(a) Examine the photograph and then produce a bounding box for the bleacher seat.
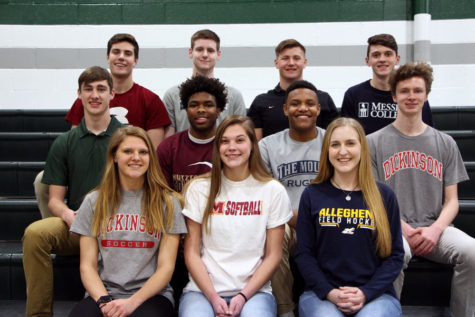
[459,162,474,200]
[454,200,475,238]
[432,106,475,131]
[445,130,475,161]
[0,199,41,240]
[0,162,44,197]
[0,242,83,300]
[0,110,70,132]
[0,132,61,161]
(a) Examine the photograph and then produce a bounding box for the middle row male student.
[65,33,170,150]
[163,29,246,136]
[156,75,227,305]
[341,33,433,135]
[248,39,338,140]
[259,80,325,317]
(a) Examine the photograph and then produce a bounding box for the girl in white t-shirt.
[70,126,186,317]
[179,115,292,317]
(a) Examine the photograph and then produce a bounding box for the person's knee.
[358,295,401,317]
[23,220,48,250]
[179,292,213,317]
[458,238,475,268]
[241,293,276,317]
[23,218,65,251]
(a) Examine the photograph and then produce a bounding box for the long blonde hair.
[91,126,183,236]
[201,115,273,233]
[313,118,392,258]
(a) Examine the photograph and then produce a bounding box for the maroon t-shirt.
[66,83,171,130]
[157,130,213,192]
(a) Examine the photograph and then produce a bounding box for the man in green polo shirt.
[22,66,122,317]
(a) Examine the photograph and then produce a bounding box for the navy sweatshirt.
[295,180,404,302]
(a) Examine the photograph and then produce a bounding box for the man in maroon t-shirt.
[157,75,226,192]
[156,75,227,306]
[65,33,170,150]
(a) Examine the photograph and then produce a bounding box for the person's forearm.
[432,198,458,231]
[146,128,165,150]
[48,197,75,222]
[186,252,221,301]
[240,247,282,299]
[128,259,175,308]
[129,233,180,307]
[240,226,284,299]
[164,125,175,138]
[400,219,414,239]
[80,264,109,301]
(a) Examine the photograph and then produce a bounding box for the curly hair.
[179,75,227,110]
[389,62,433,95]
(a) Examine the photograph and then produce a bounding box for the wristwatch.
[96,295,113,307]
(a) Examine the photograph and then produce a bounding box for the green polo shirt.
[42,116,122,210]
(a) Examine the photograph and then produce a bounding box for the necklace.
[332,179,359,201]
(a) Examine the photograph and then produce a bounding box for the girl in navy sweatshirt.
[295,117,404,316]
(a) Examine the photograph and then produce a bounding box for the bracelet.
[238,292,248,302]
[96,295,113,307]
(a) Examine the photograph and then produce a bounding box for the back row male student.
[341,33,433,135]
[65,33,170,150]
[163,29,246,137]
[248,39,338,140]
[35,33,171,220]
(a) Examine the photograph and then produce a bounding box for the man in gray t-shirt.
[259,80,325,317]
[163,29,246,136]
[367,62,473,317]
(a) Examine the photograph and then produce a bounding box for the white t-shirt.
[182,174,292,296]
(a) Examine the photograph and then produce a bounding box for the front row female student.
[70,127,186,317]
[295,118,404,317]
[179,115,292,317]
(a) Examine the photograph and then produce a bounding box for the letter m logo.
[213,201,225,215]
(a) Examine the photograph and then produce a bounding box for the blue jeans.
[179,291,276,317]
[299,290,401,317]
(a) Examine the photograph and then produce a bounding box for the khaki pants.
[22,217,80,317]
[393,226,475,317]
[271,224,297,314]
[33,171,54,219]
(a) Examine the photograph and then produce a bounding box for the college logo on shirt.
[358,102,369,118]
[277,160,319,179]
[102,213,161,239]
[318,207,374,230]
[358,102,397,119]
[382,151,443,181]
[213,200,263,216]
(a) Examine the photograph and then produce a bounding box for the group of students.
[21,29,474,317]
